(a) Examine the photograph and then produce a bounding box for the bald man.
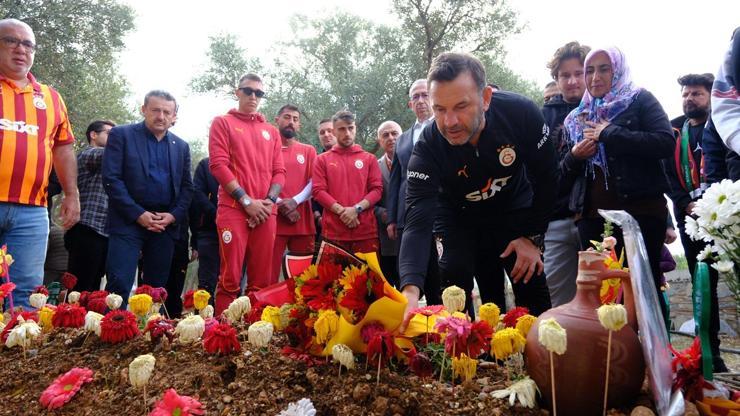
[375,121,402,287]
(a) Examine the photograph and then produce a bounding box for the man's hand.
[243,199,271,225]
[286,210,300,223]
[399,284,421,334]
[278,198,298,216]
[137,211,165,232]
[665,227,678,244]
[501,237,544,284]
[571,138,598,160]
[686,202,696,217]
[387,223,398,240]
[339,206,359,227]
[152,212,176,230]
[584,120,610,140]
[59,192,80,230]
[190,249,199,261]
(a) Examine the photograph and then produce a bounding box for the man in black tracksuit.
[399,53,557,324]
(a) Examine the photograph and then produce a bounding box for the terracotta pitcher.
[525,250,645,415]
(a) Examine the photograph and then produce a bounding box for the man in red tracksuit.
[270,104,317,281]
[209,73,285,314]
[312,110,383,254]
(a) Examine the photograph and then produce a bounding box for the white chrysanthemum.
[175,315,205,343]
[712,260,735,274]
[5,317,41,349]
[199,304,214,319]
[67,291,81,304]
[442,285,466,313]
[697,245,713,261]
[84,311,104,336]
[29,293,48,309]
[129,354,156,389]
[597,304,628,332]
[278,398,317,416]
[537,318,567,355]
[491,376,540,408]
[331,343,355,370]
[224,296,251,323]
[106,294,123,310]
[247,320,273,348]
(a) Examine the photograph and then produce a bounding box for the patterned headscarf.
[564,47,642,180]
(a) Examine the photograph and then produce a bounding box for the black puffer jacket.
[567,90,674,213]
[542,95,580,220]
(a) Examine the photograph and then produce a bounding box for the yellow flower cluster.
[261,305,283,330]
[129,294,153,318]
[478,303,500,329]
[515,314,536,337]
[38,306,55,329]
[491,328,526,361]
[314,310,339,345]
[193,290,211,310]
[451,353,478,382]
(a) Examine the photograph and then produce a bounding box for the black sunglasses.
[239,87,265,98]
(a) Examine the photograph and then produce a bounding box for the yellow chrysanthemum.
[491,327,526,361]
[294,264,318,303]
[193,289,211,310]
[314,309,339,345]
[261,305,283,330]
[278,303,294,329]
[478,302,500,329]
[597,303,628,332]
[515,314,536,337]
[38,306,55,329]
[451,353,478,382]
[442,285,466,313]
[129,294,153,318]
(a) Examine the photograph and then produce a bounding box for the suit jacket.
[375,154,399,256]
[387,127,414,230]
[102,122,193,236]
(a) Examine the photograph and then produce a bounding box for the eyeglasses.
[411,92,429,101]
[239,87,265,98]
[0,36,37,52]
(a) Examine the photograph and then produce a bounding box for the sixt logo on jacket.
[407,170,429,181]
[0,119,39,136]
[465,176,512,201]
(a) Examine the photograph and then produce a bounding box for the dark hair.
[318,118,332,127]
[85,120,115,143]
[332,110,355,125]
[277,104,300,117]
[427,52,486,92]
[143,90,178,112]
[547,41,591,80]
[677,73,714,92]
[238,73,262,85]
[545,81,557,89]
[488,83,500,91]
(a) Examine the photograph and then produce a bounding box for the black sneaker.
[713,356,729,373]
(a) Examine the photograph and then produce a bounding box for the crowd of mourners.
[1,18,738,373]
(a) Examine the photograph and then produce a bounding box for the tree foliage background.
[190,0,540,153]
[1,0,137,144]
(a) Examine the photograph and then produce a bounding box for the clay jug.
[525,250,645,415]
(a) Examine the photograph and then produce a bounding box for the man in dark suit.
[386,79,442,304]
[102,90,193,306]
[375,121,402,288]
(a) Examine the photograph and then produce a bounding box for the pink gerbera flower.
[149,388,205,416]
[39,367,94,410]
[409,304,445,317]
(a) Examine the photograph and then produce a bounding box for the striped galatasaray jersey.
[0,72,74,207]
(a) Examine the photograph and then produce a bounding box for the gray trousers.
[544,217,581,307]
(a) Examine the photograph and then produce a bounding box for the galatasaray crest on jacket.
[33,94,47,110]
[354,160,363,169]
[296,154,305,164]
[261,130,271,140]
[498,145,516,167]
[221,229,232,244]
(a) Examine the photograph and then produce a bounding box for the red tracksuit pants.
[215,205,276,315]
[270,234,315,282]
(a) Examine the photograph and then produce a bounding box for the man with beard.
[270,105,317,281]
[663,73,728,372]
[312,110,383,254]
[541,41,590,306]
[399,53,557,329]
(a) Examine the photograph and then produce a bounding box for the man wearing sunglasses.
[209,73,286,314]
[0,19,79,310]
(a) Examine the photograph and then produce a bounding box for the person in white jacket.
[711,27,740,154]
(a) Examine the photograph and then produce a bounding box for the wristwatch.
[525,234,544,252]
[240,197,252,207]
[267,195,278,204]
[354,204,364,214]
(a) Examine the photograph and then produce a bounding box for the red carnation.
[1,311,38,343]
[99,310,139,344]
[466,320,493,358]
[60,272,77,290]
[150,388,205,416]
[409,352,434,378]
[151,287,168,304]
[182,290,195,310]
[33,285,49,296]
[85,290,109,314]
[360,321,386,344]
[203,322,241,355]
[367,330,395,366]
[0,282,16,299]
[502,306,530,328]
[144,318,175,343]
[51,303,86,328]
[245,301,266,324]
[39,367,94,410]
[135,284,154,297]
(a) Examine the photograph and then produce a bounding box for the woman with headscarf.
[563,47,674,319]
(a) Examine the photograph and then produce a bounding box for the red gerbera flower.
[409,352,434,378]
[203,322,241,355]
[51,303,86,328]
[0,282,16,299]
[301,272,337,312]
[360,321,386,344]
[280,346,325,367]
[409,304,445,317]
[182,290,195,310]
[151,287,168,304]
[466,320,493,358]
[367,330,395,366]
[39,367,94,410]
[244,301,266,324]
[669,337,712,401]
[1,311,38,342]
[60,272,77,290]
[144,318,175,343]
[339,269,385,322]
[502,306,530,328]
[149,388,205,416]
[33,285,49,296]
[135,284,154,297]
[99,310,140,344]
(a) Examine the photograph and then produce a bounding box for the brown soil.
[0,323,549,416]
